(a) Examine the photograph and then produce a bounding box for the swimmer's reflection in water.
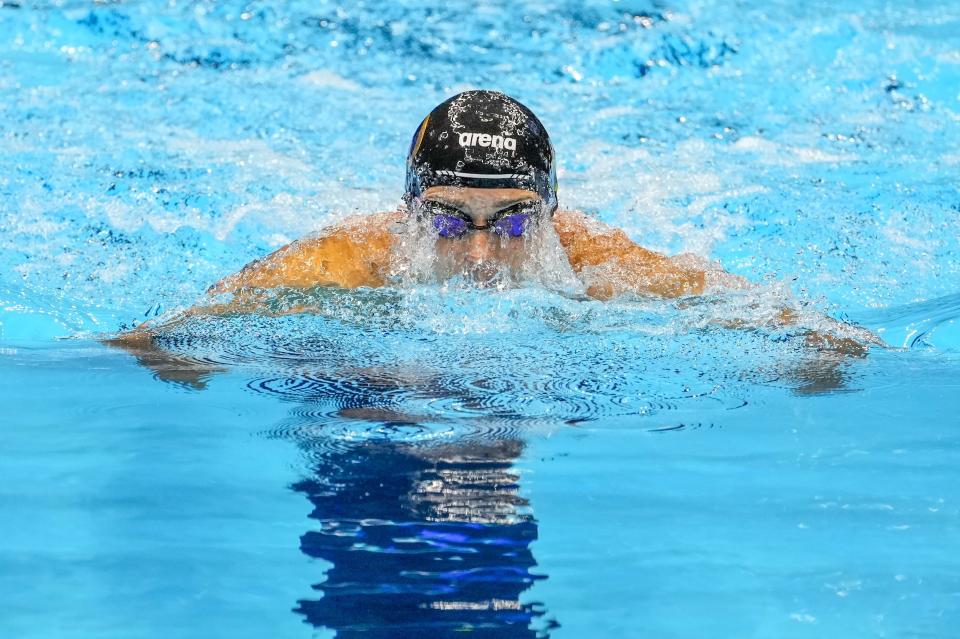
[258,369,555,637]
[290,436,551,638]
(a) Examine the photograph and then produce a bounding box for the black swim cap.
[405,90,558,214]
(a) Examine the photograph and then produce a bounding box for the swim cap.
[405,90,558,214]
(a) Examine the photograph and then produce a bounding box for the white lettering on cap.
[458,131,517,151]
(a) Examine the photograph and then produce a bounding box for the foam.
[732,136,858,165]
[299,70,362,91]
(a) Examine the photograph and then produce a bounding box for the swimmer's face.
[420,186,541,284]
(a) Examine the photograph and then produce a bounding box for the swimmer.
[206,90,715,301]
[109,89,880,380]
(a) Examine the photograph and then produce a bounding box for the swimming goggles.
[423,201,539,239]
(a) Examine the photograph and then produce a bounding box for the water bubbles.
[120,283,857,461]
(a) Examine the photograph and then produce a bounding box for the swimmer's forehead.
[422,186,539,208]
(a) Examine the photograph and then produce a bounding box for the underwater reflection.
[290,437,549,637]
[258,366,554,637]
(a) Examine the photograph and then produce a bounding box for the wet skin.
[104,185,882,385]
[205,186,708,300]
[422,186,538,283]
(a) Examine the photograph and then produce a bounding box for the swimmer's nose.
[464,231,494,263]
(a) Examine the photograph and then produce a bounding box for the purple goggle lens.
[431,212,532,239]
[432,214,470,238]
[492,213,530,237]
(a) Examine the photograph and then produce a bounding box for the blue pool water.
[2,1,960,637]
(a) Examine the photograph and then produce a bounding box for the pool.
[2,1,960,637]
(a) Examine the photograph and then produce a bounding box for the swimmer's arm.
[208,211,402,295]
[101,293,315,389]
[102,212,403,381]
[107,209,402,337]
[553,211,881,355]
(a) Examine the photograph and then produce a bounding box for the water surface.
[2,1,960,637]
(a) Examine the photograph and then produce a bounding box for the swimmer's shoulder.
[210,211,404,293]
[551,209,660,265]
[551,210,707,298]
[551,209,594,235]
[295,210,404,251]
[280,211,403,287]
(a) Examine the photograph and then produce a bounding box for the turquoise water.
[2,1,960,637]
